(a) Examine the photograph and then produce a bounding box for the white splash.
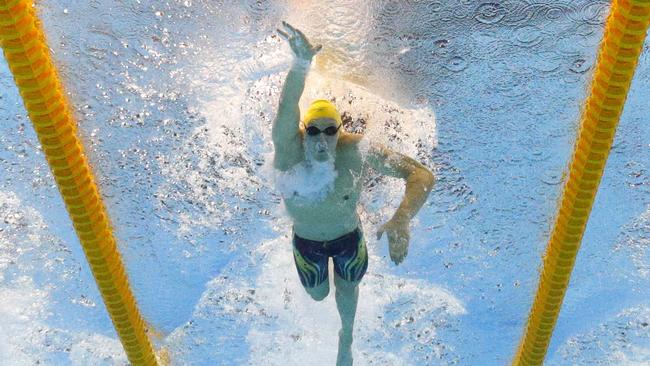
[274,159,338,202]
[244,235,466,366]
[0,191,128,365]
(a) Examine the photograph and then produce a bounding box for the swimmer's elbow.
[409,167,435,192]
[273,155,290,171]
[423,169,435,192]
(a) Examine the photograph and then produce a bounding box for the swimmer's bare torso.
[282,133,365,241]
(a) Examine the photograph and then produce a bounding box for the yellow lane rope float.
[513,1,650,365]
[0,1,159,364]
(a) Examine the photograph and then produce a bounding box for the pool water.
[1,1,649,365]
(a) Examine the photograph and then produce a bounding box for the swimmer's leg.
[305,274,330,301]
[333,272,360,366]
[332,233,368,366]
[292,242,330,301]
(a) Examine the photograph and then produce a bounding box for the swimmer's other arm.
[272,22,322,171]
[272,61,307,170]
[369,144,435,264]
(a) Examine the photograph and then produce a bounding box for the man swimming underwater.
[274,22,435,366]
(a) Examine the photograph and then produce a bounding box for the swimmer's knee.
[309,291,328,301]
[305,281,329,301]
[333,272,360,290]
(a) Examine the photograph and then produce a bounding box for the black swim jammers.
[292,227,368,288]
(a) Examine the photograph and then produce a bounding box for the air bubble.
[443,56,468,72]
[541,170,563,185]
[380,2,401,17]
[513,25,543,48]
[581,1,610,25]
[425,1,443,13]
[435,39,449,48]
[474,2,506,25]
[545,8,562,20]
[569,59,590,74]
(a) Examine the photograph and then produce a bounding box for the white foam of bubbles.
[274,158,338,201]
[553,306,650,366]
[154,9,440,362]
[608,347,650,366]
[0,277,49,366]
[0,191,128,365]
[165,225,465,364]
[68,334,127,366]
[0,192,51,364]
[244,234,465,365]
[622,206,650,279]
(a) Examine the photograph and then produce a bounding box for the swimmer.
[274,22,435,366]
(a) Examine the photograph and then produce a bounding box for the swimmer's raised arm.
[273,22,322,170]
[367,143,435,265]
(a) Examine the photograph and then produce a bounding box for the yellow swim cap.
[303,99,342,127]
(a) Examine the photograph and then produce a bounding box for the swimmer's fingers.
[282,21,297,34]
[400,234,410,263]
[283,21,308,41]
[377,220,391,241]
[389,232,409,265]
[294,28,309,42]
[280,21,321,60]
[277,28,289,40]
[378,221,403,262]
[283,21,307,43]
[387,231,401,264]
[282,22,312,46]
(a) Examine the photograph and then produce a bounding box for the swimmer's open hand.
[376,216,410,265]
[277,21,322,62]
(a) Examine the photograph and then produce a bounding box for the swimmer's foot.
[336,329,353,366]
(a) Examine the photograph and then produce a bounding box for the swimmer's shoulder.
[337,133,366,166]
[338,132,364,148]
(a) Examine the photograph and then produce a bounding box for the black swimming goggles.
[305,124,341,136]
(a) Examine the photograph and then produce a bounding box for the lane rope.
[0,1,159,364]
[512,1,650,365]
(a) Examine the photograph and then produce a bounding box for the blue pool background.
[1,1,649,365]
